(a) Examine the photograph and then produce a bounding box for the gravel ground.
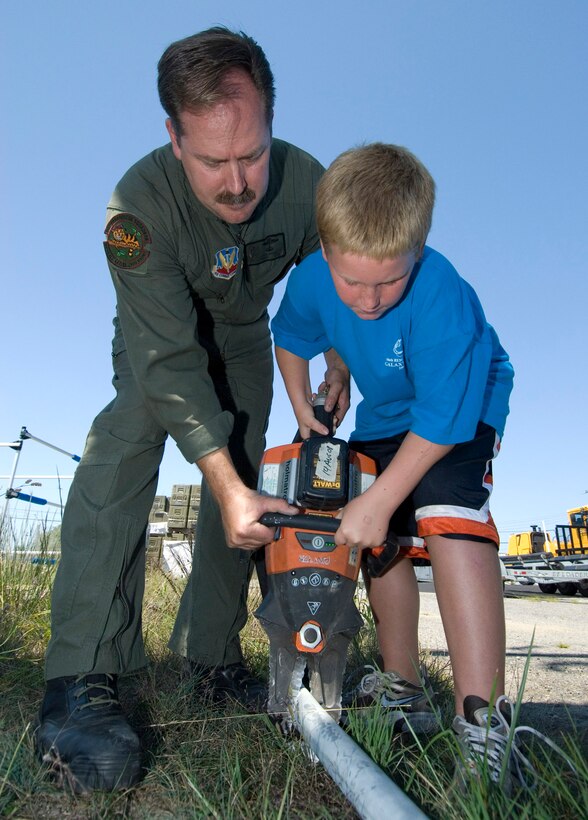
[418,589,588,751]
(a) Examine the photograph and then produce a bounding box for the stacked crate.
[187,484,201,529]
[149,494,169,521]
[146,485,202,567]
[147,494,169,564]
[168,483,191,529]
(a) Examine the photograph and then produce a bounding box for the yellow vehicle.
[507,526,553,556]
[568,506,588,527]
[506,507,588,596]
[564,506,588,550]
[508,507,588,557]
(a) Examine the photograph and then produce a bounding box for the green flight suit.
[45,139,323,679]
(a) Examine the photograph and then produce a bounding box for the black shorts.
[350,422,500,550]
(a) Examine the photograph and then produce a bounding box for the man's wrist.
[197,447,244,504]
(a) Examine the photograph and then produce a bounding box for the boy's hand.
[334,493,391,550]
[293,399,330,439]
[333,433,454,549]
[321,350,351,429]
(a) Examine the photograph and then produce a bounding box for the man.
[36,27,348,792]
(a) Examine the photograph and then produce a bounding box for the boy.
[271,143,516,789]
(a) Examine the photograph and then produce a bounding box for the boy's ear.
[320,240,328,262]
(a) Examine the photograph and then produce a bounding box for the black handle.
[260,512,399,576]
[260,512,339,533]
[292,395,336,443]
[310,400,335,437]
[365,538,400,578]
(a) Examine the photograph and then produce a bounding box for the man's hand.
[197,446,298,550]
[219,486,298,550]
[320,349,350,428]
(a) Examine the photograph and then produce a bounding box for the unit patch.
[104,213,151,270]
[212,246,239,280]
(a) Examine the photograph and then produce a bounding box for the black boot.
[35,673,141,792]
[190,662,267,712]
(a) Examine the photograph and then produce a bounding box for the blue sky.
[1,0,587,547]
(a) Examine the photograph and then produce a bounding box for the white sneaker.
[344,665,439,734]
[453,694,578,796]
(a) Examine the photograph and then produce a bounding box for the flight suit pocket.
[73,451,124,511]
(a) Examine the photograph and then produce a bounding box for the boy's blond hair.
[317,143,435,260]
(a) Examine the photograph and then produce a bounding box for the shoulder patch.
[104,212,151,270]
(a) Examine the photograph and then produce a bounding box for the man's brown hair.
[158,27,275,137]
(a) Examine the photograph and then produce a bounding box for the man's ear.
[165,118,182,160]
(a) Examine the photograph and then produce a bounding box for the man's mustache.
[216,188,256,206]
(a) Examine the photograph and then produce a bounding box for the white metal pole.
[0,475,75,480]
[19,428,81,462]
[0,442,23,546]
[294,688,428,820]
[541,519,550,549]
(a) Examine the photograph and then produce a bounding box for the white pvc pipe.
[294,688,428,820]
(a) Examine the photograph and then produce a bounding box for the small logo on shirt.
[212,246,239,279]
[385,339,404,369]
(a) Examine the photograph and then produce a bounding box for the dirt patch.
[418,589,588,752]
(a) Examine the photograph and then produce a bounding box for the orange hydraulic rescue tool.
[256,394,399,731]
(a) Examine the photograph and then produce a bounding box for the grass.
[1,545,587,819]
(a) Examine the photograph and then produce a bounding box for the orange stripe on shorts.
[417,514,499,545]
